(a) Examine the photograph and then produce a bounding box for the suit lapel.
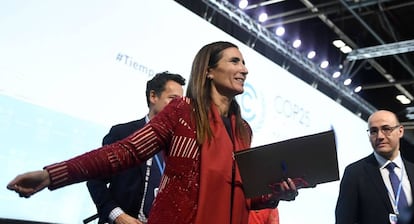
[363,154,394,212]
[403,159,414,196]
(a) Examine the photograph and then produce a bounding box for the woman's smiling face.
[208,47,249,97]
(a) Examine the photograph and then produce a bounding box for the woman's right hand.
[7,170,50,198]
[275,178,299,201]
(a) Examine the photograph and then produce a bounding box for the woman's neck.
[212,96,231,117]
[210,85,234,117]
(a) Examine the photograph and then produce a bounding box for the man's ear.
[399,125,404,138]
[149,90,157,104]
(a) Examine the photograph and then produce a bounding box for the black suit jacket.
[335,153,414,224]
[86,118,163,224]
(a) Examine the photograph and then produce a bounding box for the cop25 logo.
[237,82,265,129]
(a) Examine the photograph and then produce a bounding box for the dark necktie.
[386,162,408,212]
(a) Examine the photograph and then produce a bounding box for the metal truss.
[202,0,377,115]
[347,39,414,61]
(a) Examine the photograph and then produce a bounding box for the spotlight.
[239,0,248,9]
[344,78,352,86]
[307,51,316,59]
[332,71,341,78]
[354,86,362,93]
[275,27,285,36]
[258,12,268,23]
[292,39,301,48]
[320,60,329,69]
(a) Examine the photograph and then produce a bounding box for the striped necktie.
[386,162,408,212]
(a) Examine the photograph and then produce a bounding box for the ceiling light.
[275,27,285,36]
[292,39,301,48]
[396,95,411,104]
[333,40,346,48]
[344,78,352,86]
[320,60,329,69]
[340,46,353,54]
[332,71,341,78]
[354,86,362,93]
[238,0,248,9]
[258,12,268,22]
[307,51,316,59]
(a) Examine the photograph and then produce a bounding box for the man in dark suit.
[86,71,185,224]
[335,110,414,224]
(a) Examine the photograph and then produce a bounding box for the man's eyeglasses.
[367,125,401,136]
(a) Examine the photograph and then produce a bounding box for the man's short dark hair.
[145,71,186,107]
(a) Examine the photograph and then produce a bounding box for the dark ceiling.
[175,0,414,155]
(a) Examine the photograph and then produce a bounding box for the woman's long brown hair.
[186,41,251,145]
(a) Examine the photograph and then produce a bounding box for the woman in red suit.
[7,41,298,224]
